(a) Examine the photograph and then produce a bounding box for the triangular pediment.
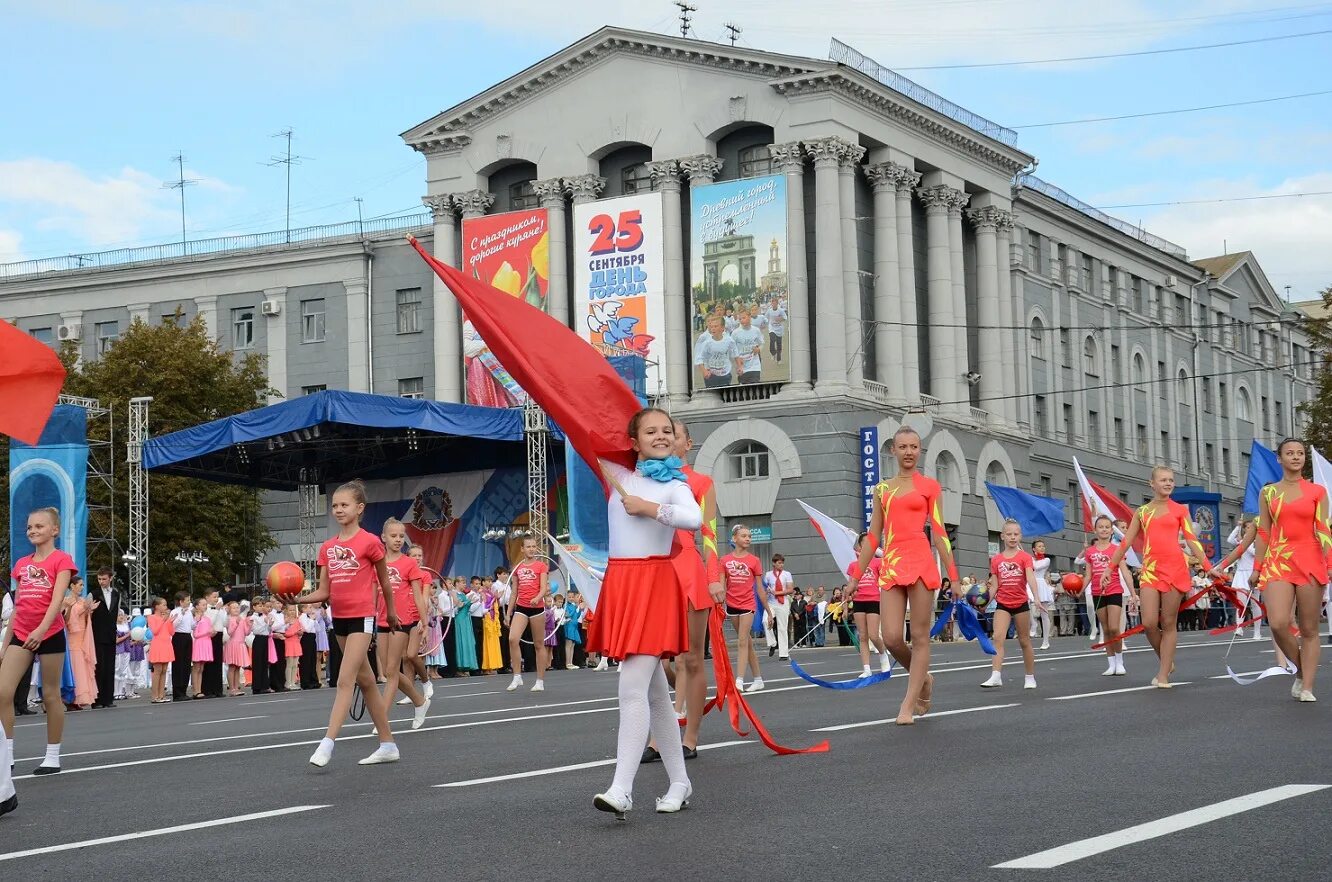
[1196,251,1285,314]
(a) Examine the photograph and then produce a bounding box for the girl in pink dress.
[223,602,251,696]
[190,598,213,699]
[283,607,303,690]
[64,584,98,709]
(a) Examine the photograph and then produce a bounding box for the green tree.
[1298,284,1332,457]
[59,315,276,595]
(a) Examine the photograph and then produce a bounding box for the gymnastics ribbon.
[932,600,997,655]
[788,656,890,690]
[1226,660,1297,686]
[703,605,829,755]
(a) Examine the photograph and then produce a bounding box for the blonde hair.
[30,506,61,532]
[1150,465,1174,481]
[1001,517,1021,531]
[381,516,405,540]
[335,479,367,505]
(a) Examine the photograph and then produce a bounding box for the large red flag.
[0,321,66,445]
[406,235,640,476]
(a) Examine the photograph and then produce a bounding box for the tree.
[59,315,276,596]
[1298,284,1332,458]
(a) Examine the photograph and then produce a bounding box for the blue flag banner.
[984,482,1065,537]
[1242,440,1281,514]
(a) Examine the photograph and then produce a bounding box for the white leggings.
[608,654,690,800]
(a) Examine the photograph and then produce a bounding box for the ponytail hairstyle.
[381,516,405,541]
[1276,437,1304,456]
[30,506,61,535]
[336,479,367,505]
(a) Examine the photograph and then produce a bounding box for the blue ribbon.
[932,600,997,656]
[637,455,686,483]
[789,655,891,690]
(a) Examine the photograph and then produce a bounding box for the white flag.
[547,534,604,612]
[797,500,861,579]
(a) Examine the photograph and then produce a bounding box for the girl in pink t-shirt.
[376,518,430,731]
[1,507,79,787]
[847,532,892,679]
[720,525,764,692]
[980,519,1045,690]
[505,537,551,694]
[285,479,399,769]
[1083,515,1137,677]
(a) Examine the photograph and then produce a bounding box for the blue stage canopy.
[144,390,565,490]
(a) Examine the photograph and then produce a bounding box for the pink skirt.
[192,636,214,663]
[587,556,688,661]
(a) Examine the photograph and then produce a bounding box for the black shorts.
[996,601,1030,616]
[1094,594,1123,610]
[726,604,756,617]
[512,605,545,619]
[332,616,377,637]
[853,599,880,615]
[377,620,420,634]
[8,629,67,655]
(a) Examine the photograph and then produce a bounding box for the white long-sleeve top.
[249,612,270,636]
[605,462,703,559]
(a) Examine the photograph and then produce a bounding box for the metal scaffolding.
[523,399,548,551]
[127,396,152,607]
[58,394,117,573]
[297,482,319,582]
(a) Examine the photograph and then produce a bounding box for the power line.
[892,27,1332,70]
[1013,88,1332,128]
[1097,191,1332,209]
[865,314,1309,334]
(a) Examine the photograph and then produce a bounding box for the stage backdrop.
[688,174,790,390]
[572,192,668,397]
[10,404,89,580]
[459,208,549,408]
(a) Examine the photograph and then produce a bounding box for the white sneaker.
[412,697,431,730]
[879,653,892,674]
[308,743,333,767]
[1292,679,1304,699]
[531,680,544,693]
[1113,659,1127,676]
[1252,633,1264,641]
[655,782,692,814]
[747,678,765,693]
[1102,663,1117,676]
[593,788,633,821]
[981,671,1003,688]
[734,677,745,691]
[859,666,872,679]
[595,659,609,671]
[358,743,400,765]
[565,665,578,670]
[1040,641,1050,651]
[506,676,523,692]
[1024,675,1037,690]
[1298,690,1317,702]
[396,696,412,706]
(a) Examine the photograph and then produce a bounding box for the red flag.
[0,322,66,445]
[406,235,640,477]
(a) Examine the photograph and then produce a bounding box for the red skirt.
[671,542,712,612]
[588,556,689,661]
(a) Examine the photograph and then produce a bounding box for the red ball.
[1061,572,1084,593]
[266,561,304,597]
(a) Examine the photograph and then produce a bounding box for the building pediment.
[1195,251,1286,314]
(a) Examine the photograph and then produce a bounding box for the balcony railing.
[717,382,783,404]
[917,393,942,413]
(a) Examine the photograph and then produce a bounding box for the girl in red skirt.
[592,408,702,820]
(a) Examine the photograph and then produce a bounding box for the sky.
[1,0,1329,296]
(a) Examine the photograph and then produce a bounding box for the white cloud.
[0,229,24,262]
[0,159,178,248]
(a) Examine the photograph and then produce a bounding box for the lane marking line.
[1046,683,1192,701]
[811,703,1020,731]
[435,739,755,788]
[189,716,267,726]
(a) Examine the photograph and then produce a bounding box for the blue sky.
[1,0,1328,295]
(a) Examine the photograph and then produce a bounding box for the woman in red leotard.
[856,426,958,726]
[1247,439,1328,702]
[1104,466,1208,689]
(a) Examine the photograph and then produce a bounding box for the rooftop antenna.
[674,1,696,38]
[1284,284,1292,301]
[724,21,741,46]
[267,128,308,244]
[162,152,198,249]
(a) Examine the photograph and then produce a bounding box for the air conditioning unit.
[260,300,281,316]
[1164,274,1178,288]
[57,323,81,341]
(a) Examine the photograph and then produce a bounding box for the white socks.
[608,655,690,800]
[981,671,1003,688]
[1024,675,1037,690]
[42,744,60,769]
[0,733,12,801]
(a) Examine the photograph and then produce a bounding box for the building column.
[768,142,811,393]
[344,278,370,393]
[194,294,219,342]
[916,182,966,407]
[839,144,866,390]
[864,163,902,402]
[947,191,971,415]
[263,286,288,403]
[646,160,688,403]
[805,137,849,394]
[532,178,569,328]
[423,193,462,402]
[893,166,922,403]
[966,206,1006,426]
[995,213,1018,427]
[678,156,724,401]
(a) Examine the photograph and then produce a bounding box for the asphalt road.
[2,631,1328,881]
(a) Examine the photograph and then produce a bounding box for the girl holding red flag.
[591,408,700,820]
[856,426,958,726]
[847,532,891,679]
[980,519,1043,690]
[1103,466,1208,689]
[1083,515,1136,677]
[721,525,765,693]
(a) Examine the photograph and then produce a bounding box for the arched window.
[621,162,653,195]
[1029,317,1045,360]
[985,461,1007,488]
[728,440,771,480]
[1132,352,1146,389]
[1237,387,1253,423]
[936,451,961,496]
[508,180,538,210]
[1177,367,1190,401]
[1083,336,1099,376]
[737,144,773,179]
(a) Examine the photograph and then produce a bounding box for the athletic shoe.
[1024,675,1037,690]
[0,794,16,819]
[396,696,412,706]
[734,677,745,691]
[1039,641,1050,650]
[593,789,632,821]
[859,667,872,679]
[424,680,434,700]
[1298,690,1317,702]
[747,678,765,693]
[1113,659,1127,676]
[308,743,333,767]
[412,697,431,730]
[531,680,545,693]
[506,676,523,692]
[880,653,892,674]
[980,671,1002,688]
[655,783,692,814]
[1102,663,1117,677]
[358,744,400,765]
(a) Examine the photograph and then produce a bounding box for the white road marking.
[810,703,1019,731]
[189,715,267,726]
[239,698,299,705]
[0,805,331,863]
[993,785,1330,869]
[1047,683,1192,701]
[436,740,755,788]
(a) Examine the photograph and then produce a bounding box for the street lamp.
[174,550,209,595]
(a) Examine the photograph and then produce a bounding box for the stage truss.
[127,396,152,607]
[523,399,548,554]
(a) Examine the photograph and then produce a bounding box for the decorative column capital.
[864,161,915,193]
[916,184,968,216]
[422,193,455,221]
[804,136,851,169]
[564,174,606,204]
[838,143,866,170]
[678,155,723,186]
[531,177,567,208]
[452,189,494,218]
[965,206,1012,232]
[767,142,805,174]
[644,160,682,192]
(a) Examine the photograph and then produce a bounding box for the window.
[1027,233,1042,273]
[1241,449,1251,476]
[1038,475,1052,497]
[621,162,653,195]
[1136,424,1148,458]
[1175,293,1190,325]
[1181,436,1192,472]
[1088,410,1101,448]
[1133,353,1146,390]
[1176,368,1190,402]
[1275,400,1284,435]
[301,384,326,395]
[1157,360,1167,399]
[1062,403,1075,441]
[1081,254,1093,292]
[1205,443,1215,476]
[1237,388,1252,422]
[729,441,771,480]
[398,377,424,399]
[232,306,255,350]
[737,144,774,179]
[1218,381,1229,417]
[1222,446,1232,482]
[301,299,326,343]
[161,312,180,326]
[1067,481,1081,525]
[95,320,119,355]
[1261,395,1270,431]
[30,327,53,346]
[1202,377,1213,412]
[1113,417,1125,455]
[1029,317,1045,359]
[1110,344,1121,383]
[1033,395,1048,436]
[396,288,422,334]
[508,180,538,210]
[1132,277,1146,314]
[1083,336,1099,375]
[1060,328,1072,366]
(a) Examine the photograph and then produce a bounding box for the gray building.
[0,27,1316,584]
